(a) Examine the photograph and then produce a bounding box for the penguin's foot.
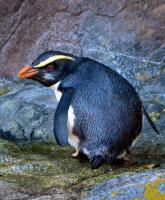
[72,149,79,157]
[123,155,129,161]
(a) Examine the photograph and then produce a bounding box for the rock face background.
[0,0,165,155]
[0,0,164,76]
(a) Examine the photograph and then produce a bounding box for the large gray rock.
[0,80,57,143]
[0,0,164,76]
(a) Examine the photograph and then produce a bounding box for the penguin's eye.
[47,65,54,72]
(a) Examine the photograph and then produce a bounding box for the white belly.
[67,106,79,149]
[50,82,79,149]
[50,82,62,102]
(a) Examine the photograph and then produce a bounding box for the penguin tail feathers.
[90,155,104,169]
[90,153,125,169]
[143,106,160,135]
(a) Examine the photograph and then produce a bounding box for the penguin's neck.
[49,57,83,102]
[50,81,62,102]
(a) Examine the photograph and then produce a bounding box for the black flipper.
[54,88,74,146]
[143,106,160,135]
[90,155,104,169]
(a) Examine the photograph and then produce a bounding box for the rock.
[0,0,164,76]
[0,180,32,200]
[0,80,57,143]
[83,169,165,200]
[0,138,164,199]
[0,180,78,200]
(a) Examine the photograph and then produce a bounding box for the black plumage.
[60,58,143,168]
[18,51,159,169]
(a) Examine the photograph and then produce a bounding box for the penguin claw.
[72,150,79,157]
[123,156,129,161]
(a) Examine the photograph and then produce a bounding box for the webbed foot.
[72,149,79,157]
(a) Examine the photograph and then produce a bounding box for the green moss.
[149,111,161,122]
[0,86,11,96]
[0,138,21,155]
[110,190,123,198]
[1,139,108,191]
[0,138,164,197]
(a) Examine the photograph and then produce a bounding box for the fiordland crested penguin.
[18,51,159,169]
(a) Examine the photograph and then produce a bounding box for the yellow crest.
[33,55,75,68]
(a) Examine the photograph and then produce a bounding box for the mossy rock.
[0,138,164,199]
[0,86,11,96]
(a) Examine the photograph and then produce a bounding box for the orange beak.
[17,66,39,79]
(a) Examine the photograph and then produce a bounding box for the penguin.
[18,51,159,169]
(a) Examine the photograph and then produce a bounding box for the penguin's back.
[61,58,143,152]
[62,58,142,115]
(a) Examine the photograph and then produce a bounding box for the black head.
[18,51,77,87]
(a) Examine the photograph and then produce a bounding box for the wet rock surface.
[0,138,165,200]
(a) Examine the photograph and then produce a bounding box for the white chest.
[50,82,62,102]
[50,82,79,149]
[67,106,79,149]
